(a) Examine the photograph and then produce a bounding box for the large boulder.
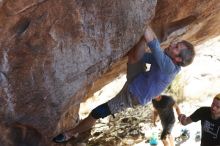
[0,0,156,145]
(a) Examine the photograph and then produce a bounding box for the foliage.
[164,74,186,103]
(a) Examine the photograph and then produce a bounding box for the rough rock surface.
[0,0,155,145]
[0,0,220,145]
[151,0,220,43]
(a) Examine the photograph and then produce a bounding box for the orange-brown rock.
[0,0,220,145]
[0,0,155,145]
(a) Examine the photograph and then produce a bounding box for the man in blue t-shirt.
[53,26,195,143]
[178,94,220,146]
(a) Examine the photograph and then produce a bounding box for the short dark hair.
[178,40,195,67]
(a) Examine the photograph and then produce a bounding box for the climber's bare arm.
[128,36,147,64]
[128,26,157,64]
[144,26,157,43]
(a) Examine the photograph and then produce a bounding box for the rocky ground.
[87,104,153,146]
[67,95,214,146]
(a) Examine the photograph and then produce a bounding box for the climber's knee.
[90,102,111,119]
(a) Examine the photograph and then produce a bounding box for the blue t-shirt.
[128,39,180,105]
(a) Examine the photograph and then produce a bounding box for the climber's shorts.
[90,83,137,119]
[90,60,145,119]
[107,83,138,115]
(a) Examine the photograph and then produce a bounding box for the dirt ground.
[74,92,213,146]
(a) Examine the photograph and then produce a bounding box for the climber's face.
[165,41,187,64]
